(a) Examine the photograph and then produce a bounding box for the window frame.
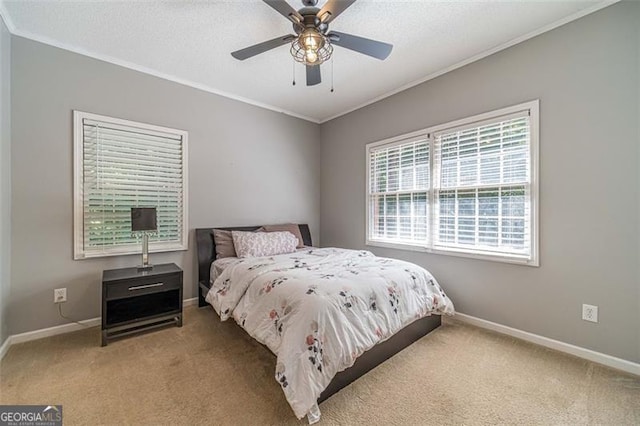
[73,111,189,260]
[365,100,539,266]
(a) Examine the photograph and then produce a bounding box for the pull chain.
[292,59,296,86]
[330,56,334,93]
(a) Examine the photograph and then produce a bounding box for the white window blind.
[433,112,531,258]
[369,137,430,245]
[73,111,188,259]
[366,101,538,265]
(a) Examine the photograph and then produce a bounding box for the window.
[73,111,188,259]
[369,136,430,245]
[366,100,538,265]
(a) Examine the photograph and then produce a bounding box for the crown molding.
[0,1,16,33]
[18,28,321,123]
[0,0,619,125]
[318,0,620,123]
[0,2,319,124]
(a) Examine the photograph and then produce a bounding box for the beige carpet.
[1,306,639,425]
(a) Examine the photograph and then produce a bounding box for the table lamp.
[131,207,157,270]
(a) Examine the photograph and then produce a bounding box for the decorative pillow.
[212,229,237,259]
[232,231,298,258]
[260,223,305,248]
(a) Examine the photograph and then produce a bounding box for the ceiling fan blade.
[317,0,357,24]
[328,31,393,60]
[231,35,295,60]
[263,0,304,24]
[306,65,321,86]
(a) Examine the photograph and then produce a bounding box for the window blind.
[433,112,531,257]
[75,112,187,258]
[368,137,430,244]
[366,101,537,264]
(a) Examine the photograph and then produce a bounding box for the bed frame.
[195,224,441,403]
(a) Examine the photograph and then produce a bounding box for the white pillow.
[231,230,298,258]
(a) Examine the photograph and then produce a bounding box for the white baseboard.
[0,336,11,360]
[10,317,102,345]
[0,297,199,360]
[6,301,635,377]
[451,312,640,377]
[183,297,198,307]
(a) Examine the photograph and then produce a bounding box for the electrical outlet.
[582,304,598,323]
[54,288,67,303]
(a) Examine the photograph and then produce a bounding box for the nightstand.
[101,263,183,346]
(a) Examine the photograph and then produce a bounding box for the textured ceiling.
[0,0,610,122]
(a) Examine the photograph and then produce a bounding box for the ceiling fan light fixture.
[302,28,322,50]
[231,0,392,86]
[290,28,333,65]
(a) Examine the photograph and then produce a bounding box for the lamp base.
[138,233,152,271]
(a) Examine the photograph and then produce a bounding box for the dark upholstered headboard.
[195,224,312,307]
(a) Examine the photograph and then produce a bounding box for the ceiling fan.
[231,0,393,86]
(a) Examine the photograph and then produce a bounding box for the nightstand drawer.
[106,273,181,300]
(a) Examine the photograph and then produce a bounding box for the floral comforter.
[205,248,454,421]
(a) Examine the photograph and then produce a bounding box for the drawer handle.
[129,282,164,291]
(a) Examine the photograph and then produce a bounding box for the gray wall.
[320,2,640,363]
[637,1,640,367]
[9,37,320,335]
[0,16,11,346]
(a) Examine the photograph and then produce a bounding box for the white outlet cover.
[582,304,598,323]
[54,288,67,303]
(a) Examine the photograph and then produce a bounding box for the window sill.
[366,239,539,267]
[74,244,188,260]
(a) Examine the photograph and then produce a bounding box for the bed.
[196,224,454,423]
